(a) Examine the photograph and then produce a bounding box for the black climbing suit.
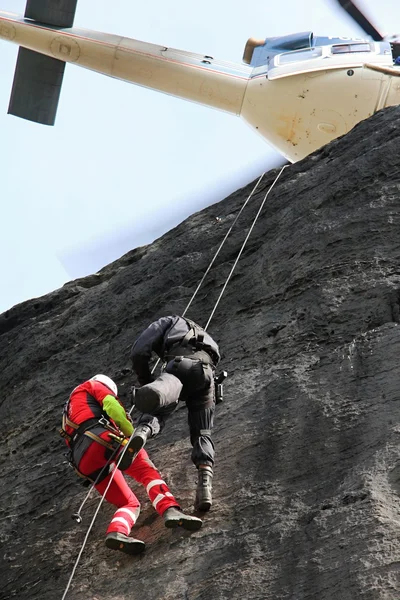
[130,315,220,468]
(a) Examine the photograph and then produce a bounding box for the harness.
[165,317,219,366]
[60,402,123,483]
[60,411,115,449]
[181,317,205,347]
[163,318,227,404]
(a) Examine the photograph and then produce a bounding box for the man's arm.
[102,395,134,437]
[89,380,134,437]
[130,316,176,384]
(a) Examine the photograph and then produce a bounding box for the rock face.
[1,106,400,600]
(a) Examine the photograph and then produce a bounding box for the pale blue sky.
[0,0,394,314]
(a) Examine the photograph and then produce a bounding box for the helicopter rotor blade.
[336,0,384,41]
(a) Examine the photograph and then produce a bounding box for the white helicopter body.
[0,4,399,162]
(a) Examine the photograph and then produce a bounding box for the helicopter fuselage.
[244,38,400,160]
[0,11,399,162]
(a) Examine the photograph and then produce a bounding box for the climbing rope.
[151,171,266,374]
[182,172,265,317]
[61,405,138,600]
[204,164,288,330]
[60,165,287,599]
[71,446,120,524]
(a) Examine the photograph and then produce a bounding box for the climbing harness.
[61,166,288,600]
[165,316,219,366]
[60,401,124,485]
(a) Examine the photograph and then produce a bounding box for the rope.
[72,445,120,522]
[150,172,266,374]
[60,166,285,599]
[204,164,287,330]
[61,405,137,600]
[181,172,265,317]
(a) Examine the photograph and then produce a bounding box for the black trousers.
[137,351,216,468]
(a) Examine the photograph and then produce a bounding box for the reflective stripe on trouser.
[107,504,140,536]
[94,467,141,536]
[77,432,177,533]
[124,450,180,516]
[146,479,175,512]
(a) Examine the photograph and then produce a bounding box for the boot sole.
[105,536,145,555]
[118,438,142,471]
[165,517,203,532]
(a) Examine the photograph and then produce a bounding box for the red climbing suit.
[65,379,180,537]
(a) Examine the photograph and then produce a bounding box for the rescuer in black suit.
[129,315,221,512]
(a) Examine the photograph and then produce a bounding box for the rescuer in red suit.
[62,374,202,555]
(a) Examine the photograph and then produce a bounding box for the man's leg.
[95,469,145,554]
[187,403,215,512]
[134,372,182,414]
[78,443,145,555]
[185,363,216,511]
[126,449,202,531]
[131,372,183,451]
[187,404,215,468]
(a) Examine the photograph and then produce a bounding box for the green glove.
[103,395,134,437]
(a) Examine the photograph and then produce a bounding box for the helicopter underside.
[243,64,400,161]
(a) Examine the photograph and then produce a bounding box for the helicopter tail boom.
[0,11,249,125]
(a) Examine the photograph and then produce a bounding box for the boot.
[118,425,151,471]
[195,466,213,512]
[105,532,145,555]
[130,424,152,452]
[163,507,203,531]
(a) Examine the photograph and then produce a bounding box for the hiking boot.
[163,507,203,531]
[118,425,151,471]
[131,424,152,451]
[195,466,213,512]
[105,532,145,555]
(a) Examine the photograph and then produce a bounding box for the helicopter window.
[277,47,322,65]
[332,43,371,54]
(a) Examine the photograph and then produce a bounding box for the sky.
[0,0,395,314]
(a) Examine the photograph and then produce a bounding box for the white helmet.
[90,374,118,396]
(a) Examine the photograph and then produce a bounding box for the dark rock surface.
[1,106,400,600]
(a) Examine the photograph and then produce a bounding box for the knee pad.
[135,372,183,413]
[166,356,193,383]
[166,357,210,393]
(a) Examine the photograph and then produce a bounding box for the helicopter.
[0,0,399,162]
